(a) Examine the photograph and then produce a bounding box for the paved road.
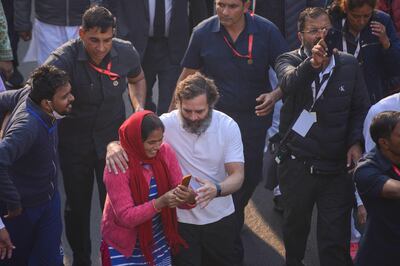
[17,40,320,266]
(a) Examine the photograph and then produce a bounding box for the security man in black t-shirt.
[44,6,146,265]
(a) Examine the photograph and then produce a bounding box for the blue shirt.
[0,87,59,211]
[354,148,400,266]
[182,13,288,113]
[107,175,171,265]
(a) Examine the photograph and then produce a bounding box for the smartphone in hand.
[181,175,192,187]
[324,28,340,56]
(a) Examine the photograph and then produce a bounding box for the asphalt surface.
[17,40,320,266]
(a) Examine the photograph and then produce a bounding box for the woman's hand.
[174,185,196,205]
[155,189,184,209]
[370,21,390,49]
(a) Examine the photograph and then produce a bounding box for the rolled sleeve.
[181,29,203,69]
[126,45,142,78]
[354,165,389,198]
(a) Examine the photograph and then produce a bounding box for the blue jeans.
[0,191,63,266]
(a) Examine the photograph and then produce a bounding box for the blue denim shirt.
[0,87,58,211]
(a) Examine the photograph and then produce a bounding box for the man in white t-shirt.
[106,72,245,266]
[363,93,400,152]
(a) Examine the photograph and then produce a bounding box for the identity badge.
[292,110,317,137]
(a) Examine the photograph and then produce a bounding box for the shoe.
[273,195,284,213]
[350,241,359,261]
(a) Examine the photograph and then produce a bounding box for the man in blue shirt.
[0,65,74,265]
[170,0,288,262]
[354,111,400,266]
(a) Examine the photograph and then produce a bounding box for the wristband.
[152,199,161,212]
[214,182,222,197]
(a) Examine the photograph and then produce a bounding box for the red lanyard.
[393,165,400,176]
[223,33,254,64]
[88,61,120,81]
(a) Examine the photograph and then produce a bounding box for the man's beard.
[180,109,213,136]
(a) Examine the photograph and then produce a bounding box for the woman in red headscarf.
[100,111,195,266]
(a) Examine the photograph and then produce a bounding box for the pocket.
[71,82,97,105]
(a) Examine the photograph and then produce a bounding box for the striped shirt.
[108,174,171,265]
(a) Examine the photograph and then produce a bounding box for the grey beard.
[180,109,213,136]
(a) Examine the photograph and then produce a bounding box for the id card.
[292,110,317,137]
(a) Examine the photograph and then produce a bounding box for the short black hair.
[82,5,115,33]
[370,111,400,149]
[298,7,330,32]
[141,114,165,142]
[29,65,70,105]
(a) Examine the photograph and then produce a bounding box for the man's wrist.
[214,182,222,197]
[382,39,390,50]
[310,58,321,69]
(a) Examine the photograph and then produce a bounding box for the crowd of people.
[0,0,399,266]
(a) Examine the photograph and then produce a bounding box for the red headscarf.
[118,111,187,265]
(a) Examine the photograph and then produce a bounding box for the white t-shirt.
[160,110,244,225]
[363,93,400,152]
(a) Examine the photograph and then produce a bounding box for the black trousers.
[173,213,238,266]
[59,147,106,266]
[143,37,181,115]
[278,157,354,266]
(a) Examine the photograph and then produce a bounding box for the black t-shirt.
[45,38,142,158]
[354,148,400,266]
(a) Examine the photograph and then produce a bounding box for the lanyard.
[393,164,400,176]
[222,24,254,64]
[310,71,333,111]
[342,19,360,58]
[88,61,120,81]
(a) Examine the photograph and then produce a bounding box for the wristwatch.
[214,182,222,197]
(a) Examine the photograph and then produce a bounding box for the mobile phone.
[181,174,192,187]
[324,28,340,57]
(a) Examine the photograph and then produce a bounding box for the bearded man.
[106,72,245,266]
[274,7,370,266]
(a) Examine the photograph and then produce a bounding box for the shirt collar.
[211,12,258,34]
[367,148,392,171]
[26,96,57,129]
[319,55,336,79]
[77,38,118,62]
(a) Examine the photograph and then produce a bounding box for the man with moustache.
[275,7,370,266]
[0,65,74,265]
[354,111,400,266]
[44,6,146,265]
[106,72,245,265]
[170,0,288,262]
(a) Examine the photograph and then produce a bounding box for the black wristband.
[214,182,222,197]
